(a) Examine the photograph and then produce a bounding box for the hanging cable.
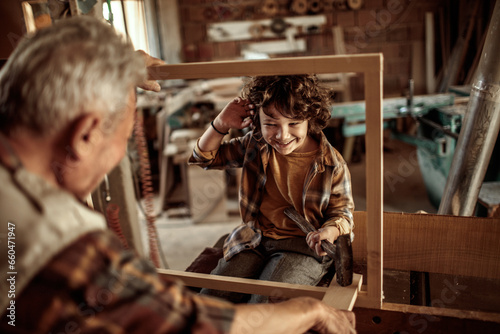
[105,203,130,249]
[102,175,130,249]
[133,109,161,268]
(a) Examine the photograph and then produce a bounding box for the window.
[103,0,149,53]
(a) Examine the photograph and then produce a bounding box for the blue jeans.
[200,236,333,303]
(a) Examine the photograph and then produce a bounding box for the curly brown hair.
[240,74,334,134]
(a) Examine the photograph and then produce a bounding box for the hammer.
[284,207,353,286]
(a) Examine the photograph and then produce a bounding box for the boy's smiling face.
[259,104,314,155]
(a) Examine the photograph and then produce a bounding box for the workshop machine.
[332,85,499,211]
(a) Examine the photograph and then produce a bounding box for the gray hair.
[0,15,147,136]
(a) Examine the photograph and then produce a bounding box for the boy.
[189,75,354,303]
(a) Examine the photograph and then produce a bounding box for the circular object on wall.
[347,0,363,10]
[262,0,279,16]
[291,0,308,15]
[308,0,323,13]
[248,23,265,39]
[270,18,288,34]
[323,0,335,12]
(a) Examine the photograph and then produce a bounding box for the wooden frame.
[150,54,500,324]
[151,53,384,310]
[21,1,52,34]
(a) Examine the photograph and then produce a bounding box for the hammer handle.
[283,207,337,258]
[284,207,353,286]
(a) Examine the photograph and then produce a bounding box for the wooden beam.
[354,303,500,333]
[363,65,384,308]
[148,54,382,80]
[322,274,363,311]
[352,212,500,279]
[159,268,362,311]
[159,269,328,300]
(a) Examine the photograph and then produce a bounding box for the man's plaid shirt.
[0,161,234,333]
[0,230,235,333]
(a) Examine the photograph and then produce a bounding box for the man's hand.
[136,50,165,92]
[310,299,357,334]
[231,297,356,334]
[306,225,340,257]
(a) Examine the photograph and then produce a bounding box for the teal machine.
[331,89,499,210]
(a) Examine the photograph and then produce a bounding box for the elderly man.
[0,16,355,333]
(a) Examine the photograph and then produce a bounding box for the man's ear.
[69,113,103,160]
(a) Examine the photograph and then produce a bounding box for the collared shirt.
[0,230,235,333]
[189,129,354,261]
[0,132,235,333]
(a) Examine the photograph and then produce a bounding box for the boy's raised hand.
[198,97,255,152]
[213,97,255,133]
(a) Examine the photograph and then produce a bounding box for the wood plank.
[352,212,500,279]
[160,269,363,310]
[363,66,384,308]
[381,302,500,323]
[148,54,383,81]
[322,273,362,311]
[158,269,328,300]
[153,53,385,310]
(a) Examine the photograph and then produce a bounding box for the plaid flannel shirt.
[0,157,234,333]
[0,230,235,333]
[188,129,354,261]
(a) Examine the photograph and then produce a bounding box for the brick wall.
[176,0,478,98]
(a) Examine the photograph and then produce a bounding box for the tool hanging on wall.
[270,18,288,35]
[262,0,279,16]
[308,0,323,14]
[291,0,308,15]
